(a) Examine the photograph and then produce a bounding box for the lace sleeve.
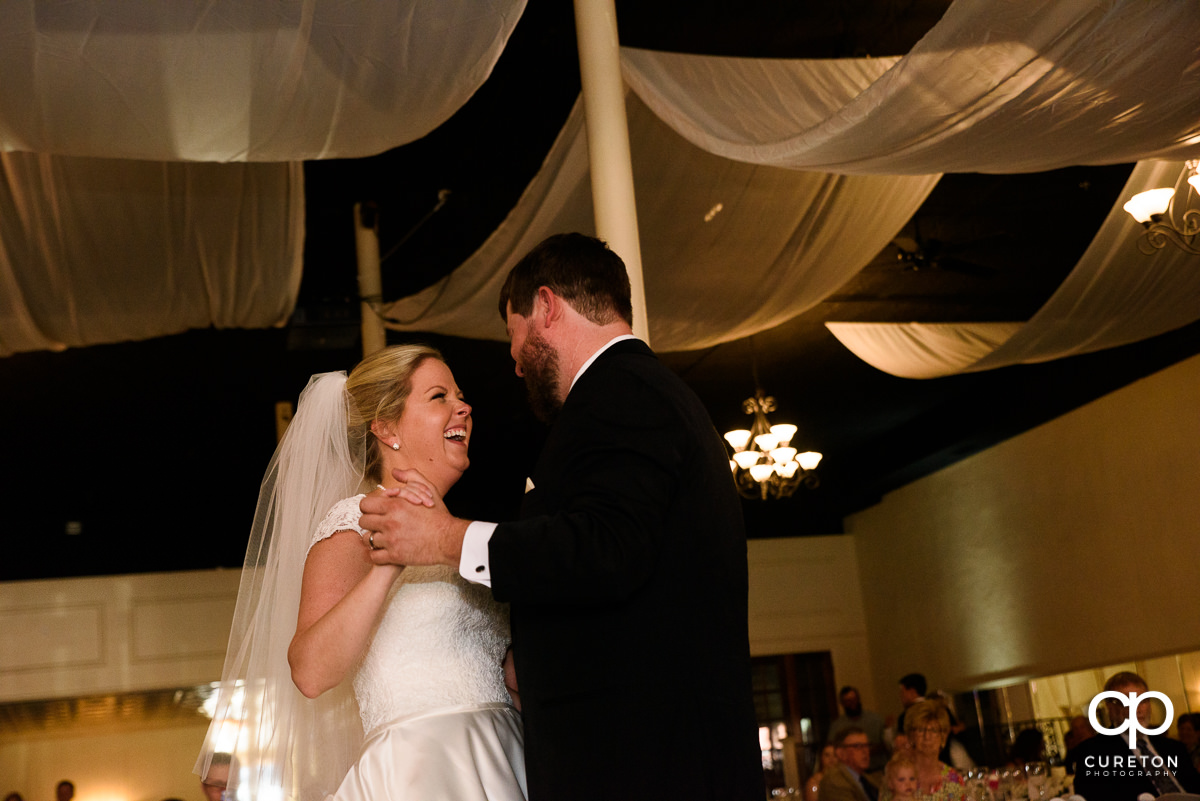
[309,494,367,552]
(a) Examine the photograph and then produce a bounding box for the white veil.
[196,372,370,801]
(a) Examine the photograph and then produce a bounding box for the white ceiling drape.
[384,0,1200,353]
[0,154,304,357]
[619,0,1200,174]
[0,0,526,357]
[383,89,941,350]
[0,0,527,162]
[823,322,1025,380]
[3,0,1198,364]
[826,160,1200,378]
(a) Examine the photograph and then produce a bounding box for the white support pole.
[573,0,649,344]
[354,202,388,357]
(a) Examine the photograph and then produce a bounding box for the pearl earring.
[391,442,400,451]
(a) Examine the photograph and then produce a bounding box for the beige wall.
[0,723,211,801]
[748,536,877,711]
[848,352,1200,709]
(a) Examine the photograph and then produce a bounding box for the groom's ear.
[537,286,562,328]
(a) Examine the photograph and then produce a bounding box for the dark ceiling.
[5,1,1200,583]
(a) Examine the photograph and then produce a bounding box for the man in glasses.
[821,727,882,801]
[200,753,232,801]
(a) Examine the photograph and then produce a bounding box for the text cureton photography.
[1082,753,1180,777]
[1080,688,1181,780]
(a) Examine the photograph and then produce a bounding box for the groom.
[360,233,764,800]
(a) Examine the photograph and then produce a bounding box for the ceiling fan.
[891,217,999,278]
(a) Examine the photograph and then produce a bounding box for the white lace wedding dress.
[313,496,527,801]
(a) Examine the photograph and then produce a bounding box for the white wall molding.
[0,569,240,702]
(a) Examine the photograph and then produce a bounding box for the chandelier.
[1123,160,1200,255]
[723,388,822,501]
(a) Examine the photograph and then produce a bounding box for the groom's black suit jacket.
[489,339,764,800]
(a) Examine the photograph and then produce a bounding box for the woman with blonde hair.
[197,345,526,801]
[904,700,965,801]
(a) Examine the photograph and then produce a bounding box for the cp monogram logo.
[1088,691,1174,748]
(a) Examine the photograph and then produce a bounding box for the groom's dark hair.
[499,232,633,326]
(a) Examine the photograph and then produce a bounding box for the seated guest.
[880,751,919,801]
[905,699,966,801]
[1064,714,1095,775]
[1008,728,1046,769]
[807,743,840,801]
[200,753,232,801]
[820,728,882,801]
[1073,671,1200,801]
[1179,713,1200,774]
[1064,714,1095,751]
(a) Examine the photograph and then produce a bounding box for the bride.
[196,344,526,801]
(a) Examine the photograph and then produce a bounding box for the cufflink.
[475,565,486,573]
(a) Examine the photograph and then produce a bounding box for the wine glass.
[998,767,1021,801]
[964,768,993,801]
[1025,761,1049,801]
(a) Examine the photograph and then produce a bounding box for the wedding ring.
[368,532,379,550]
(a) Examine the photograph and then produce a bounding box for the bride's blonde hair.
[345,344,443,484]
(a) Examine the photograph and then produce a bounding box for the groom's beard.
[520,329,562,424]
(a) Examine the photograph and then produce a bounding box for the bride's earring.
[391,441,400,451]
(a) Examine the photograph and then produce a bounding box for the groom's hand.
[359,468,469,567]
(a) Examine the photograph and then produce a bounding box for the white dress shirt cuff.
[459,520,497,586]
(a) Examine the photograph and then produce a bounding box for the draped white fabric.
[0,0,524,356]
[826,161,1200,377]
[619,0,1200,173]
[824,323,1024,379]
[382,93,941,350]
[0,154,304,356]
[385,0,1200,352]
[0,0,527,162]
[4,0,1199,361]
